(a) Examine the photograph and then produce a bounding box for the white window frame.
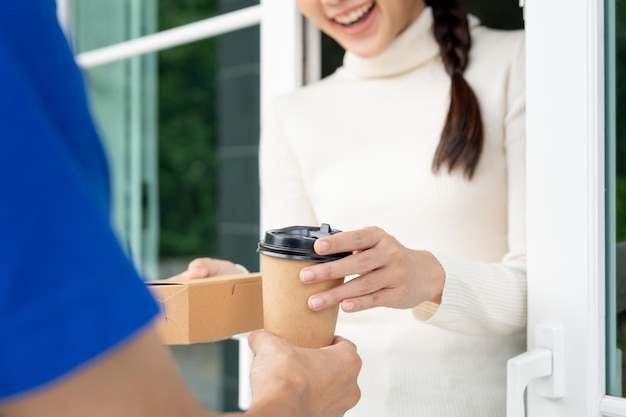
[509,0,626,415]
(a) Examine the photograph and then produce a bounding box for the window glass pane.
[159,0,259,32]
[159,0,219,31]
[70,0,260,411]
[73,0,159,277]
[607,0,626,398]
[157,36,219,267]
[156,26,261,277]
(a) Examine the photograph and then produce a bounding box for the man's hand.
[168,258,245,280]
[246,331,361,417]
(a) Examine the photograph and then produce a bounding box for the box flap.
[148,273,261,287]
[147,282,187,301]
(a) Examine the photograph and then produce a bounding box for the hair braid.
[425,0,483,179]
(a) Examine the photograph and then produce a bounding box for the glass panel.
[607,0,626,398]
[159,0,259,32]
[465,1,524,29]
[157,21,261,282]
[72,0,159,278]
[70,0,260,412]
[156,36,220,271]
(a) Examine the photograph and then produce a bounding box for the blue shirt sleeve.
[0,0,159,399]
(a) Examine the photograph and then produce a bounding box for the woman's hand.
[300,226,445,313]
[246,330,361,417]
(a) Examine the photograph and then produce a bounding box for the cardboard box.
[147,273,263,345]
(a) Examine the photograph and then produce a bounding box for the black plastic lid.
[257,223,351,262]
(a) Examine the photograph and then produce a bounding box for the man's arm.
[0,325,361,417]
[0,325,214,417]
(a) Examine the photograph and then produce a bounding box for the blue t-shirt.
[0,0,159,399]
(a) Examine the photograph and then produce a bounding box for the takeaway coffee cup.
[257,223,351,348]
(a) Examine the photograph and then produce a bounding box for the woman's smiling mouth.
[333,1,375,26]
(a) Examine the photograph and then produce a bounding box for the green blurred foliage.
[158,0,220,257]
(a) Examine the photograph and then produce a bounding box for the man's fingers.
[187,258,217,277]
[186,258,243,278]
[330,335,358,351]
[247,329,281,355]
[247,329,265,354]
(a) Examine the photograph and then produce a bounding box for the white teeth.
[334,2,374,25]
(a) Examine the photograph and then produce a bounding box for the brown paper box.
[147,273,263,345]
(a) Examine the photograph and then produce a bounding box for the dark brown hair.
[425,0,483,179]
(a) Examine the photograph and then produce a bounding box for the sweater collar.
[342,7,479,79]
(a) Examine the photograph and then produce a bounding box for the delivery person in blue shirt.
[0,2,361,417]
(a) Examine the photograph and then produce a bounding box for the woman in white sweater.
[186,0,526,415]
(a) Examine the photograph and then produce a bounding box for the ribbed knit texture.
[260,8,526,416]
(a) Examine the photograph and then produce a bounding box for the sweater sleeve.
[413,33,527,336]
[259,98,318,232]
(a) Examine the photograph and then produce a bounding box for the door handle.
[506,323,564,417]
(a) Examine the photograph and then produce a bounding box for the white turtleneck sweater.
[259,8,526,417]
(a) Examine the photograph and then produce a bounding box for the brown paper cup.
[261,254,343,348]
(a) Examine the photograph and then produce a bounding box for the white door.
[510,0,626,415]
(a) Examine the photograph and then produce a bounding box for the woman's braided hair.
[425,0,483,179]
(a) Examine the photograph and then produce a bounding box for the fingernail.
[315,239,329,253]
[342,301,356,312]
[300,269,315,283]
[309,297,324,310]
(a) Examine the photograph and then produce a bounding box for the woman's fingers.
[300,241,385,284]
[307,269,401,311]
[314,226,386,256]
[340,287,400,312]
